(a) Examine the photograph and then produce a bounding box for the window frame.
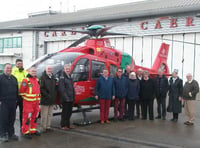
[91,60,105,79]
[0,38,3,53]
[71,58,90,82]
[0,37,22,50]
[110,64,118,78]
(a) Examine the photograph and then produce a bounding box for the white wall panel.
[183,33,195,82]
[133,37,142,66]
[152,35,162,68]
[115,38,124,51]
[172,34,184,78]
[194,33,200,83]
[109,38,116,48]
[142,36,152,68]
[123,37,133,56]
[58,41,65,51]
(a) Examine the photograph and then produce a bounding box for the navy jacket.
[113,76,128,99]
[0,74,18,102]
[95,75,115,100]
[127,79,140,100]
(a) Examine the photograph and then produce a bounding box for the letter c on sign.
[140,21,148,30]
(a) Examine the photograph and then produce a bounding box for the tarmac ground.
[1,98,200,148]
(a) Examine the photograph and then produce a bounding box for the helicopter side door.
[89,60,106,99]
[71,57,92,105]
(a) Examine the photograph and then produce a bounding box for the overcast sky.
[0,0,144,22]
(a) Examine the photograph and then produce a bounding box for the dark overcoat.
[168,77,183,113]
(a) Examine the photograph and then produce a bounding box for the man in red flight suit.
[19,67,41,139]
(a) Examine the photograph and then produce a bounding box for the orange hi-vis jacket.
[19,76,41,101]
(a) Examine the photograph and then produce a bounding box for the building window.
[0,37,22,50]
[0,39,3,53]
[11,37,22,48]
[4,38,13,48]
[14,37,22,48]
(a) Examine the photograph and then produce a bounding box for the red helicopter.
[0,25,170,124]
[26,25,170,106]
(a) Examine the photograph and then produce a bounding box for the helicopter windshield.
[29,52,84,78]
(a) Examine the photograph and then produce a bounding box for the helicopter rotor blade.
[96,26,114,37]
[101,31,130,37]
[1,26,200,46]
[67,35,91,48]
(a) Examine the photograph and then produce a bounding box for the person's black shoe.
[119,118,125,121]
[155,116,161,119]
[113,118,118,122]
[46,128,54,132]
[142,118,147,120]
[135,115,140,119]
[170,118,175,121]
[34,131,41,136]
[173,119,178,122]
[149,118,154,121]
[162,117,166,120]
[23,134,32,139]
[0,136,8,142]
[9,134,18,141]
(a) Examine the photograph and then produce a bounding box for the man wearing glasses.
[113,68,128,121]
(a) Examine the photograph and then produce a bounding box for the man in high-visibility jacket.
[12,59,28,127]
[19,67,41,139]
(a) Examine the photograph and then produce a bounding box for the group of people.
[0,59,199,143]
[95,65,199,126]
[0,59,75,142]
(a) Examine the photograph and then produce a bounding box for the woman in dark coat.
[140,71,155,120]
[168,69,183,122]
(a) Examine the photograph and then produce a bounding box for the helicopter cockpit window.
[110,64,117,78]
[30,52,83,78]
[71,58,89,82]
[91,61,105,79]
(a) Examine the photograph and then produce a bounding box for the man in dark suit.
[154,69,169,120]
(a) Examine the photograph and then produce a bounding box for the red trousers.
[21,100,40,134]
[99,99,111,122]
[114,98,125,119]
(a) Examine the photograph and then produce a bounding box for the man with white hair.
[183,73,199,125]
[59,64,75,130]
[40,65,57,133]
[136,68,143,119]
[127,72,140,120]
